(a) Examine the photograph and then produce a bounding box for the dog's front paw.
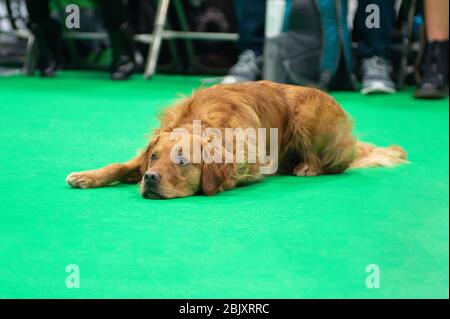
[66,172,97,188]
[293,163,322,177]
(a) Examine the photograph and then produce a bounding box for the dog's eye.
[150,153,157,161]
[179,157,189,167]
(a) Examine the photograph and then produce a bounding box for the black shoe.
[39,59,60,77]
[109,23,136,80]
[415,40,449,99]
[28,19,62,77]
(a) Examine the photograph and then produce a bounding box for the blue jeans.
[233,0,266,55]
[354,0,396,58]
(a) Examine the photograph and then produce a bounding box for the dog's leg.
[66,154,145,188]
[293,152,323,176]
[284,125,324,177]
[286,90,357,177]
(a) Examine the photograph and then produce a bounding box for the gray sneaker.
[222,49,263,84]
[360,56,396,95]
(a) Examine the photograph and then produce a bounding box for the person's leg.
[354,0,396,94]
[25,0,51,25]
[25,0,62,77]
[222,0,266,84]
[97,0,127,31]
[425,0,449,41]
[97,0,136,80]
[234,0,266,55]
[415,0,449,98]
[355,0,395,59]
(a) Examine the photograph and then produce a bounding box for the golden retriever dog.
[66,81,407,199]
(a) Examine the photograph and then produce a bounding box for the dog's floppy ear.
[202,162,234,196]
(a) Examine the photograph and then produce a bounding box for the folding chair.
[143,0,238,79]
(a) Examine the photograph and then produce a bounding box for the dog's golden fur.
[67,81,407,198]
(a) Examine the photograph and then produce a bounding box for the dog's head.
[140,132,234,199]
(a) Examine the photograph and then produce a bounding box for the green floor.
[0,71,448,298]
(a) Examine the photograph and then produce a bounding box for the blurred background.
[0,0,447,97]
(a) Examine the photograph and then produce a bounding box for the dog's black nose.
[144,171,161,185]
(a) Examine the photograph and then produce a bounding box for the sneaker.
[222,49,263,84]
[415,40,449,99]
[360,56,396,95]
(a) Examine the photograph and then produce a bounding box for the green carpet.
[0,71,448,298]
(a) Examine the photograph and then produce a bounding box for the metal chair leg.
[144,0,170,79]
[398,0,417,89]
[23,34,36,75]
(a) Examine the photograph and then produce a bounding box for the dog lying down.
[66,81,408,199]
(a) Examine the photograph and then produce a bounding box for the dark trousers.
[233,0,266,55]
[25,0,127,31]
[354,0,396,58]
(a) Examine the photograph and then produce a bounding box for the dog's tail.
[350,142,408,169]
